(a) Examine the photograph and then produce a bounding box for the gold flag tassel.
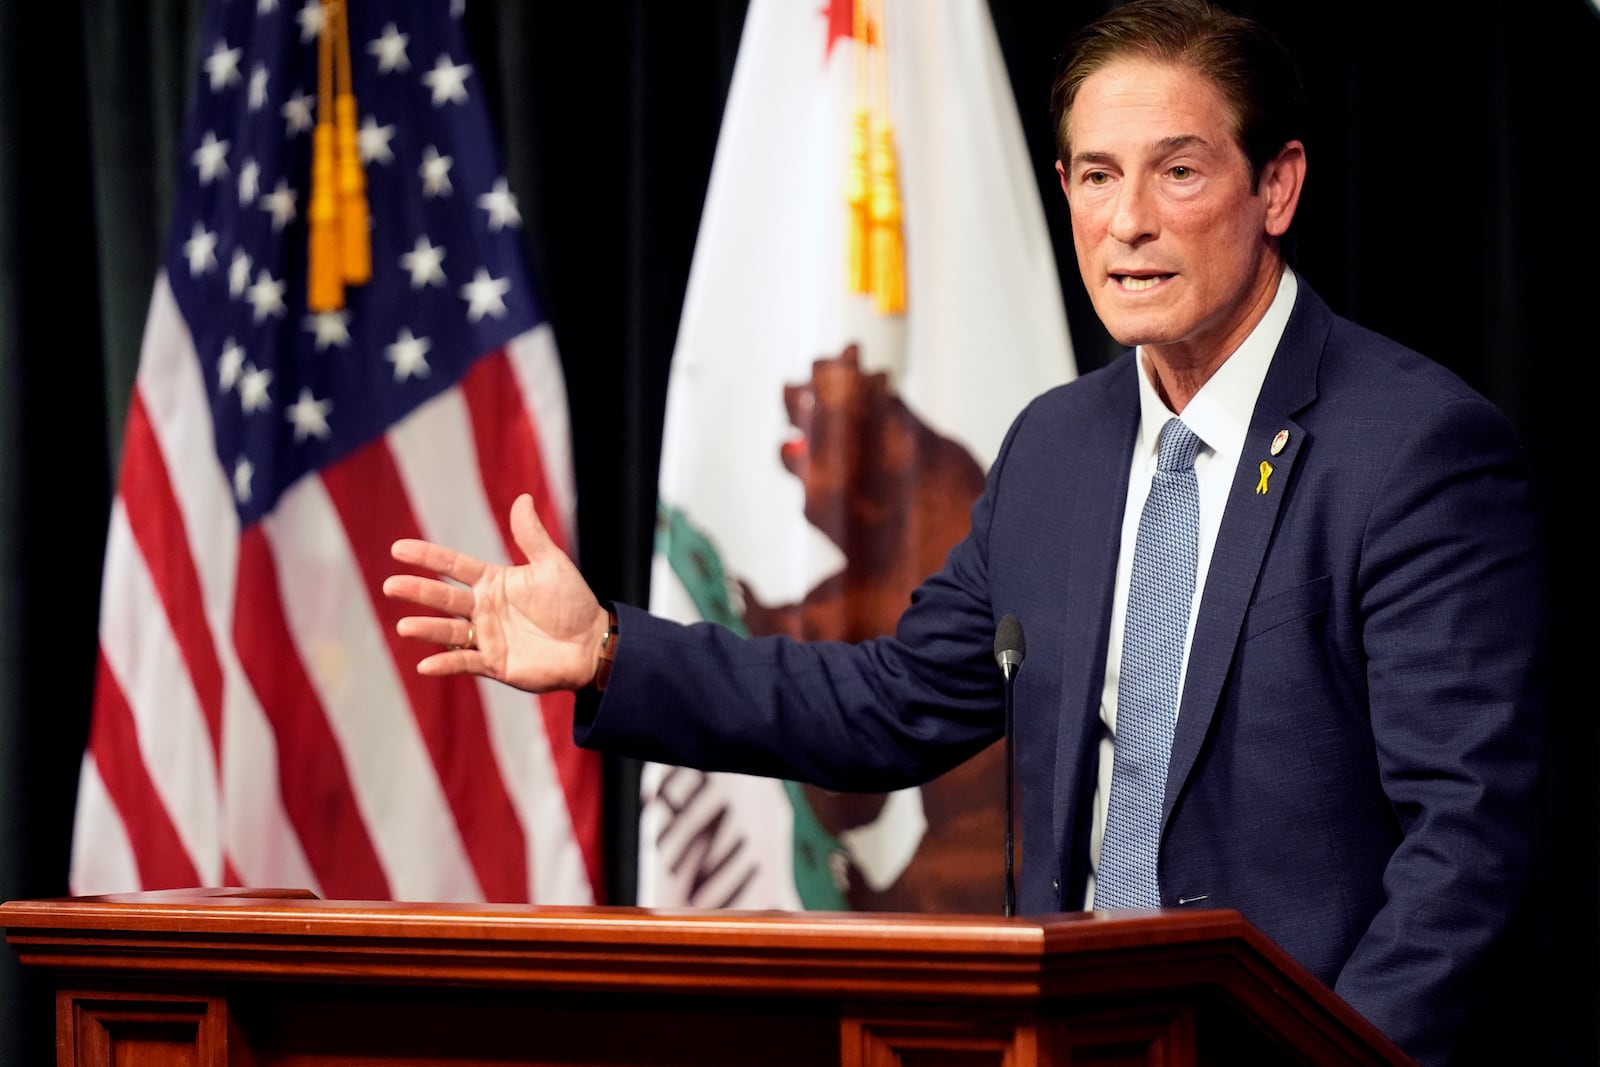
[307,0,343,311]
[868,122,906,314]
[844,0,872,296]
[846,106,870,295]
[331,0,371,284]
[865,0,905,314]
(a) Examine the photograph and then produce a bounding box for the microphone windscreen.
[994,613,1025,667]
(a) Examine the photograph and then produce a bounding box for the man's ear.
[1261,140,1306,237]
[1055,159,1071,201]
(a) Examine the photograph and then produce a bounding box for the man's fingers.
[390,537,488,585]
[415,648,484,677]
[395,614,468,647]
[383,574,475,617]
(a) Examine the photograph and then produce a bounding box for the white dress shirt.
[1084,268,1298,907]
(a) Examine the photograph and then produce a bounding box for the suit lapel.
[1162,286,1333,821]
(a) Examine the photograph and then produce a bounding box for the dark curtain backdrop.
[3,2,1595,1064]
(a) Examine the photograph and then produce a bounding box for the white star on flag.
[205,41,243,92]
[246,269,287,321]
[386,327,433,381]
[359,116,396,164]
[304,311,353,351]
[420,146,453,197]
[229,249,253,297]
[422,54,472,107]
[239,363,273,413]
[239,159,261,205]
[249,64,270,110]
[232,456,254,503]
[281,89,314,135]
[296,0,325,43]
[192,131,230,183]
[261,179,298,231]
[184,224,219,275]
[477,178,522,232]
[217,337,245,390]
[369,23,411,73]
[286,388,334,441]
[401,236,447,288]
[460,268,510,321]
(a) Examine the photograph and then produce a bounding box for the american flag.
[68,0,601,904]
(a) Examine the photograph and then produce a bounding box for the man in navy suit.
[384,2,1542,1062]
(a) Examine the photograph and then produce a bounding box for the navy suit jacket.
[579,282,1543,1065]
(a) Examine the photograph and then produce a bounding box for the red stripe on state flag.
[233,523,391,899]
[322,432,530,903]
[459,352,604,894]
[117,391,225,768]
[87,652,202,889]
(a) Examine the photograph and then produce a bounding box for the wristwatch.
[593,608,620,692]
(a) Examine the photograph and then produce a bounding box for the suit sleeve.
[573,406,1042,791]
[1334,395,1544,1064]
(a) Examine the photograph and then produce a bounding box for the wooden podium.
[2,889,1413,1066]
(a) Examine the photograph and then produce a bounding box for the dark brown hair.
[1050,0,1308,188]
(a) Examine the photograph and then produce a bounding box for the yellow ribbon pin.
[1256,460,1273,495]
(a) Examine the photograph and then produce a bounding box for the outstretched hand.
[383,493,610,693]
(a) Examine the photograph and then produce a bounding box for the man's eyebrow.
[1067,134,1213,170]
[1068,150,1116,169]
[1154,134,1210,154]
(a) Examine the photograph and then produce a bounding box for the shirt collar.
[1132,266,1298,461]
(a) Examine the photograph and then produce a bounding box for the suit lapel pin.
[1256,460,1274,495]
[1270,429,1289,456]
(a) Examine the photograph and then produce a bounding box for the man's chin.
[1099,321,1174,350]
[1085,297,1175,350]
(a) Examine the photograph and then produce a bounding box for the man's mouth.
[1113,274,1172,292]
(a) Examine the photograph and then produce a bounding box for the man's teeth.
[1120,275,1163,291]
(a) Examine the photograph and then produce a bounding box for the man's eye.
[1086,171,1109,185]
[1170,165,1193,179]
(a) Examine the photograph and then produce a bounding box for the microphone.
[994,614,1025,680]
[993,614,1025,917]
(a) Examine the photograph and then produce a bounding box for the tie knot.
[1155,418,1201,472]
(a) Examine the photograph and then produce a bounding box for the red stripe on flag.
[322,434,530,902]
[233,524,391,899]
[117,393,225,767]
[462,352,569,552]
[87,652,202,889]
[460,352,604,895]
[533,687,602,895]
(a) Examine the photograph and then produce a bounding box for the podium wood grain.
[2,889,1414,1066]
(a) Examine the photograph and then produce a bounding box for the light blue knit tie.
[1095,417,1201,909]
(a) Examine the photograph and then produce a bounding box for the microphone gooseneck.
[993,614,1025,917]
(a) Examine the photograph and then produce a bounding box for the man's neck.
[1141,260,1285,414]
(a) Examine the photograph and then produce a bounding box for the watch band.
[593,608,620,692]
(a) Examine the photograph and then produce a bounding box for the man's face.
[1057,58,1300,370]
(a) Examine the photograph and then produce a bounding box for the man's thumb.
[509,494,552,561]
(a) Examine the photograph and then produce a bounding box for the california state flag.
[642,0,1074,911]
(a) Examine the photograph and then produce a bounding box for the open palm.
[383,493,608,693]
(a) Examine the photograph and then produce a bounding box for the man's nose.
[1108,179,1157,244]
